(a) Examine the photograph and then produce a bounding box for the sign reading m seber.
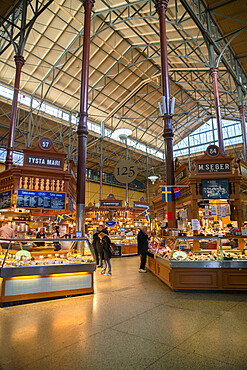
[25,154,62,168]
[198,162,230,173]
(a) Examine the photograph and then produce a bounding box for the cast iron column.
[239,104,247,162]
[5,55,25,169]
[99,138,103,200]
[155,0,176,228]
[126,143,128,206]
[76,0,95,236]
[210,67,225,154]
[146,156,149,203]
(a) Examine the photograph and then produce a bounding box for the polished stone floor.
[0,256,247,370]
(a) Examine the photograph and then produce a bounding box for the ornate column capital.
[14,55,25,68]
[154,0,169,14]
[209,66,218,77]
[239,104,245,114]
[82,0,95,10]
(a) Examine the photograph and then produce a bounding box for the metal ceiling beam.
[179,0,246,94]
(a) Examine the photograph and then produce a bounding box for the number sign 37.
[114,160,138,184]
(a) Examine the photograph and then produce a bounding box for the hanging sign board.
[0,190,11,209]
[25,154,63,168]
[114,160,138,184]
[202,179,229,199]
[100,201,122,207]
[134,203,149,209]
[17,190,65,210]
[105,220,117,227]
[198,163,230,173]
[24,137,65,170]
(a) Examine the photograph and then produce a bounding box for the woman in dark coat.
[98,232,112,276]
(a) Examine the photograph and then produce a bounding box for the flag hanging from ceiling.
[125,207,128,219]
[162,186,172,202]
[173,187,181,197]
[96,208,100,220]
[144,208,150,222]
[56,214,66,224]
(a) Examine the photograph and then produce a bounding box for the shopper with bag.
[98,232,112,276]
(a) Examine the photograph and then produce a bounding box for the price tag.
[114,160,138,184]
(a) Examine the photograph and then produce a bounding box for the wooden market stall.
[0,137,76,235]
[86,194,149,255]
[149,145,247,291]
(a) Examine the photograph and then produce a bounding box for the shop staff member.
[227,223,239,249]
[137,226,149,273]
[34,227,47,247]
[0,221,15,248]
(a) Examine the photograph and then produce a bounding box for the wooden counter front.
[146,256,247,291]
[121,244,138,256]
[0,272,94,304]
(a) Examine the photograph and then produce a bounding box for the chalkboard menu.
[0,191,11,209]
[17,190,65,209]
[202,179,229,199]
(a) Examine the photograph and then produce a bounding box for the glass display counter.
[0,237,96,304]
[108,235,138,256]
[147,236,247,291]
[122,235,138,256]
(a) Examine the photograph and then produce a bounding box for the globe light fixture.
[148,175,158,184]
[114,128,132,141]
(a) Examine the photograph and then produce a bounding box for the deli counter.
[109,235,138,256]
[147,236,247,291]
[0,237,96,304]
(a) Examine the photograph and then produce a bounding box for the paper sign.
[167,212,173,221]
[192,219,200,231]
[221,206,226,217]
[211,205,216,216]
[241,227,247,236]
[205,206,209,218]
[217,205,221,217]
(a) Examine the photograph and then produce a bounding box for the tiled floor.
[0,256,247,369]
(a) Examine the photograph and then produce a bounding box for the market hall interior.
[0,256,246,370]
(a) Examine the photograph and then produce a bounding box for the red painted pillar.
[76,0,95,236]
[5,55,25,169]
[210,67,225,154]
[239,104,247,162]
[155,0,176,228]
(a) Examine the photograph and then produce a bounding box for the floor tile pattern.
[0,257,246,369]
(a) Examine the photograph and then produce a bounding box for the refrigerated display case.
[147,236,247,291]
[0,237,96,304]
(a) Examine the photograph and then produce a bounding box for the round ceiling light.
[114,128,132,140]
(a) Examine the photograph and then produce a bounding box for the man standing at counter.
[0,221,15,248]
[137,226,149,273]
